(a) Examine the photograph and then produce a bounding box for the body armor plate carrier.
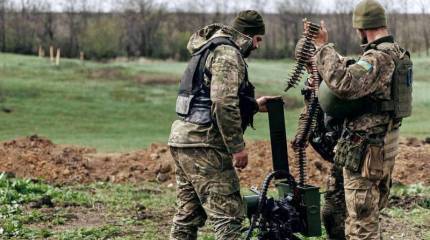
[175,37,257,132]
[318,43,413,120]
[370,44,413,119]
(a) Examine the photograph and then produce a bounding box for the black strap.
[366,100,395,114]
[195,49,212,95]
[179,55,200,95]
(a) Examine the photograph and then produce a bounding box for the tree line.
[0,0,429,61]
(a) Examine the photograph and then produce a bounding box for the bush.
[80,18,123,60]
[169,31,192,61]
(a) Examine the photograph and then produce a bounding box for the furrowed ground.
[0,53,429,239]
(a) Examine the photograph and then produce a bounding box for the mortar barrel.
[267,98,290,177]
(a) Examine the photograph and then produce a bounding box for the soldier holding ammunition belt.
[313,0,413,239]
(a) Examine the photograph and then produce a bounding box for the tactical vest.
[319,43,413,120]
[175,37,257,132]
[368,43,413,119]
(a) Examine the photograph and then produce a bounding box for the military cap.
[232,10,266,36]
[353,0,387,29]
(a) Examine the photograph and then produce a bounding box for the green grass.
[1,53,428,152]
[0,54,179,151]
[1,174,428,239]
[0,173,93,238]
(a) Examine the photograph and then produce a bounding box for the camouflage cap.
[353,0,387,29]
[232,10,265,37]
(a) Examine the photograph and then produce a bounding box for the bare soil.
[134,74,178,85]
[0,135,428,187]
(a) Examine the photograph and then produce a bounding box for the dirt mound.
[0,135,171,184]
[240,141,330,187]
[0,135,95,184]
[0,135,429,186]
[85,144,172,183]
[134,74,178,85]
[86,67,128,80]
[241,138,430,187]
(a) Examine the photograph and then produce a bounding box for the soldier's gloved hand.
[257,96,279,112]
[233,149,248,169]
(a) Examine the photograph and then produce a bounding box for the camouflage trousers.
[169,147,245,240]
[324,128,399,240]
[322,165,347,240]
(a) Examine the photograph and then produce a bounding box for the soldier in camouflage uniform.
[168,10,273,240]
[313,0,413,239]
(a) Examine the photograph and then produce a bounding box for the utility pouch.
[239,78,257,132]
[334,133,368,173]
[177,94,212,125]
[184,105,212,125]
[361,139,384,181]
[176,95,194,117]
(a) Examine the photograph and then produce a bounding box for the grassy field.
[0,53,429,152]
[0,53,429,239]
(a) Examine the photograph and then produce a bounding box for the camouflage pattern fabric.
[168,24,254,240]
[316,41,398,133]
[315,36,403,239]
[169,147,245,240]
[322,165,347,240]
[168,24,253,154]
[344,129,399,240]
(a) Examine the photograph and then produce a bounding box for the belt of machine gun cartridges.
[286,19,321,186]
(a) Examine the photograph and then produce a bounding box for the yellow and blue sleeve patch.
[357,60,373,72]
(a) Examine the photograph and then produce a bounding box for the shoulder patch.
[357,60,373,72]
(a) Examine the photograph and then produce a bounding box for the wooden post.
[50,46,54,64]
[38,46,43,58]
[80,51,84,62]
[55,48,61,66]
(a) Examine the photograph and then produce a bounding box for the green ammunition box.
[276,182,322,237]
[244,194,259,219]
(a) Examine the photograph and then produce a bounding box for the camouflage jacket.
[315,36,401,134]
[168,24,254,154]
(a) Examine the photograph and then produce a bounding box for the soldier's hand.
[257,96,279,112]
[233,149,248,169]
[314,20,328,48]
[307,76,315,87]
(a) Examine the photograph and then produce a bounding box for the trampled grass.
[1,53,428,152]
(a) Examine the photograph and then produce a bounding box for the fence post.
[50,46,54,64]
[80,51,85,62]
[56,48,61,66]
[38,46,43,58]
